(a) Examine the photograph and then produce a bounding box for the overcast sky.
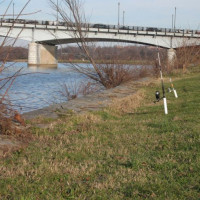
[1,0,199,29]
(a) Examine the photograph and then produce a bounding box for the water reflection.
[28,66,58,71]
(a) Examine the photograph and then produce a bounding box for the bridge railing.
[0,18,199,35]
[87,23,198,35]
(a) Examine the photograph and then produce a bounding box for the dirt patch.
[0,125,32,158]
[0,135,23,157]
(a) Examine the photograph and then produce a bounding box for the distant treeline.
[0,45,167,62]
[58,45,167,62]
[0,46,28,61]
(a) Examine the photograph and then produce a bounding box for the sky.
[0,0,199,47]
[0,0,199,30]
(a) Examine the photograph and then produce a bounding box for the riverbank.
[1,66,200,199]
[59,59,153,65]
[23,77,150,120]
[11,59,153,65]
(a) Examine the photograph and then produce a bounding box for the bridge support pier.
[167,48,176,65]
[28,42,58,67]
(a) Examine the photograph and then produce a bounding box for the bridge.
[1,19,200,67]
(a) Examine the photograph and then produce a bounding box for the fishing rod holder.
[168,87,178,98]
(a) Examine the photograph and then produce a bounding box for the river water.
[1,62,148,113]
[1,62,87,113]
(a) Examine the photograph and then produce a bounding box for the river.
[0,62,148,114]
[0,62,87,113]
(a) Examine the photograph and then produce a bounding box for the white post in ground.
[170,78,178,98]
[28,42,58,67]
[163,97,168,115]
[173,89,178,98]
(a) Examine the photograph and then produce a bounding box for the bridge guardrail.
[1,18,200,36]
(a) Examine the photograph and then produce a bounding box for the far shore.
[10,59,153,65]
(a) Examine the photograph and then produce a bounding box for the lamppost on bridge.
[13,2,15,20]
[56,0,58,22]
[118,2,120,28]
[174,7,177,30]
[123,10,125,26]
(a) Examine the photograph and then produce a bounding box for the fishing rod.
[168,78,178,98]
[154,38,168,114]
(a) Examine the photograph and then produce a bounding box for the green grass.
[0,68,200,199]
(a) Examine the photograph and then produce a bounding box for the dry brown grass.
[0,103,15,135]
[109,89,146,114]
[174,43,200,72]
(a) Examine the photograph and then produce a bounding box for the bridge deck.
[1,19,200,39]
[1,19,200,48]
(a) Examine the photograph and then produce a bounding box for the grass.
[0,67,200,199]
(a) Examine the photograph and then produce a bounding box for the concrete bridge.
[0,19,200,67]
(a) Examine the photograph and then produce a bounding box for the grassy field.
[0,67,200,199]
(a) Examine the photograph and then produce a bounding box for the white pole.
[173,89,178,98]
[163,98,168,115]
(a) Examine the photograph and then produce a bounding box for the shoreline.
[23,77,150,120]
[10,59,153,65]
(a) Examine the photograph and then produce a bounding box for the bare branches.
[0,0,31,70]
[1,0,13,19]
[0,0,31,135]
[0,10,42,17]
[58,80,99,101]
[50,0,144,89]
[166,39,200,72]
[175,41,200,71]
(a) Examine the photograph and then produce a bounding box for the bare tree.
[164,38,200,73]
[50,0,140,89]
[0,0,31,135]
[175,40,200,71]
